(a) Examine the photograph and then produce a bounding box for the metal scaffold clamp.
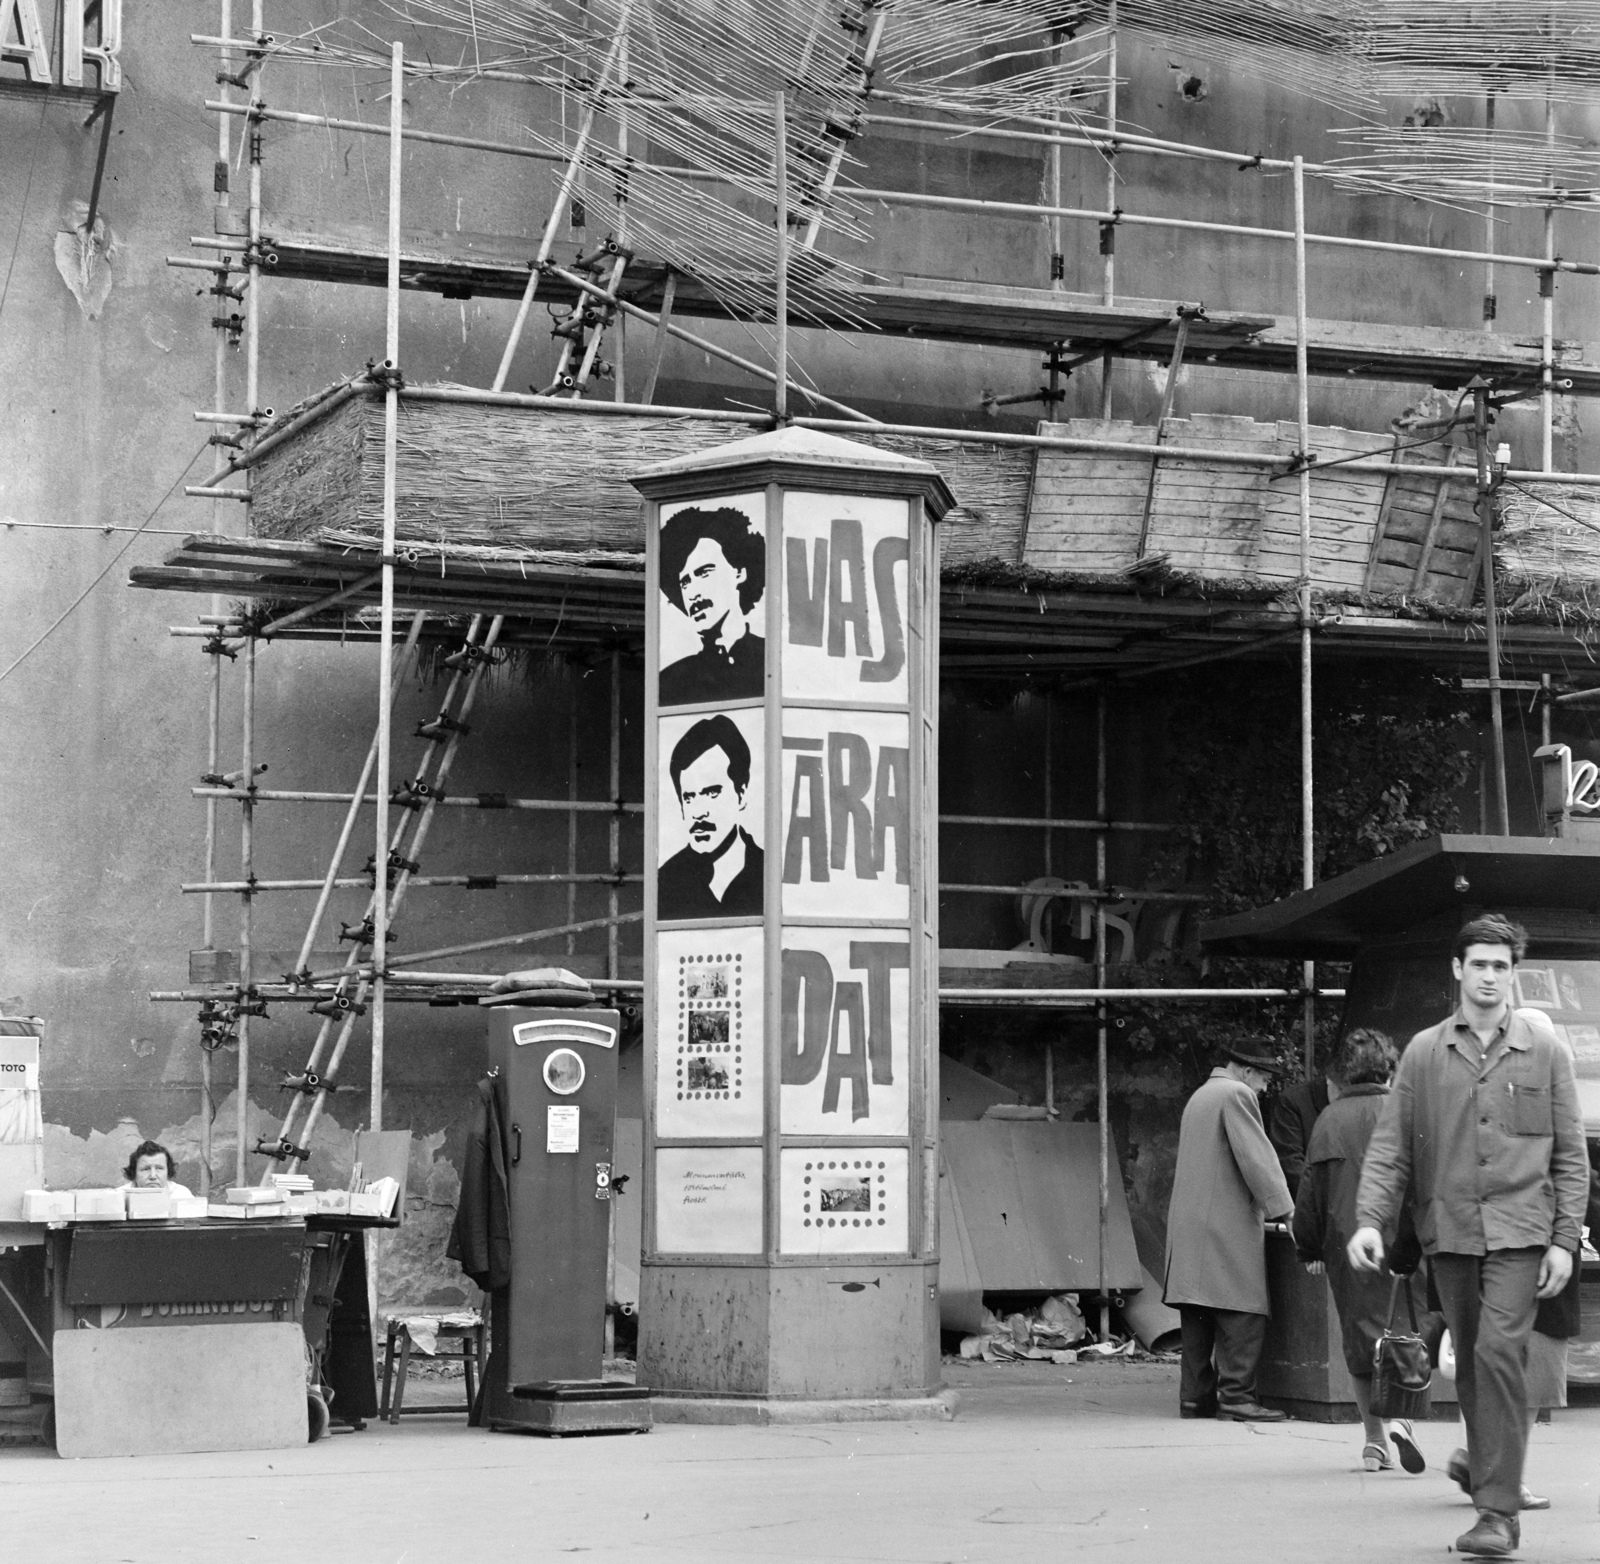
[415,714,469,742]
[365,358,405,392]
[280,1069,322,1095]
[363,851,419,889]
[254,1136,310,1163]
[310,993,365,1019]
[391,778,435,810]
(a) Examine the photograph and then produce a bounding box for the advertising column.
[633,428,952,1413]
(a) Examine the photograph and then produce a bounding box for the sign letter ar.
[781,941,910,1123]
[1,0,123,90]
[782,732,908,887]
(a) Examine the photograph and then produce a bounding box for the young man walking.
[1349,914,1588,1557]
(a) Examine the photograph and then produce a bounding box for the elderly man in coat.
[1164,1038,1295,1421]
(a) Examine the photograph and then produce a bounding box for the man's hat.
[1216,1037,1287,1074]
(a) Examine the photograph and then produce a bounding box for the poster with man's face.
[656,707,765,923]
[658,492,767,708]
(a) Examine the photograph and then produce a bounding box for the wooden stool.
[379,1315,485,1424]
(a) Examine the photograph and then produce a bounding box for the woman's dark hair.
[124,1139,175,1181]
[1333,1028,1398,1087]
[1453,913,1528,963]
[658,506,765,614]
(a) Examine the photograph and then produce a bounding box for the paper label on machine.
[780,708,910,921]
[780,927,910,1136]
[782,493,910,704]
[547,1105,580,1154]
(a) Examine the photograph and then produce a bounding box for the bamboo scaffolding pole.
[1095,684,1109,1342]
[317,910,646,979]
[370,40,406,1135]
[567,683,579,955]
[185,872,644,893]
[193,786,643,813]
[1544,93,1558,472]
[613,21,629,405]
[283,611,427,985]
[271,616,486,1163]
[236,638,256,1186]
[848,187,1600,277]
[543,263,877,423]
[1294,156,1317,1076]
[1100,1,1118,419]
[188,381,1566,482]
[491,3,631,393]
[1477,384,1511,834]
[774,92,788,424]
[608,650,622,981]
[155,981,1343,1005]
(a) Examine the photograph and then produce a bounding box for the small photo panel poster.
[658,492,767,709]
[781,491,909,705]
[778,926,910,1136]
[778,1146,909,1255]
[654,1146,764,1255]
[779,707,910,921]
[654,926,764,1138]
[657,706,765,922]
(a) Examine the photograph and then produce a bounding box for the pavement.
[5,1360,1598,1564]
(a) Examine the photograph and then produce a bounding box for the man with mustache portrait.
[657,714,764,920]
[659,506,766,707]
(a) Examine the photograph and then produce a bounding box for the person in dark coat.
[1163,1037,1295,1422]
[1293,1027,1428,1475]
[1270,1070,1332,1199]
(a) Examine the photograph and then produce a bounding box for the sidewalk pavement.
[5,1361,1595,1564]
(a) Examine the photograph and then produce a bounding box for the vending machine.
[480,1002,648,1433]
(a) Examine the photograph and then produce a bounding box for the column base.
[651,1388,959,1425]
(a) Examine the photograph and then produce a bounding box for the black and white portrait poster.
[781,492,909,706]
[654,926,764,1138]
[779,926,910,1136]
[779,707,910,921]
[656,707,765,922]
[658,492,767,708]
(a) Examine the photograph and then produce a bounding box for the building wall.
[2,2,1596,1306]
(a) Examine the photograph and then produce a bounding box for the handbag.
[1372,1276,1433,1419]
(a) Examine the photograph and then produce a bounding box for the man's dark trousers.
[1178,1305,1266,1408]
[1432,1248,1543,1517]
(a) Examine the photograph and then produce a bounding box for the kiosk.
[1203,833,1600,1415]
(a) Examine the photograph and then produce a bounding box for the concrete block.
[52,1322,307,1458]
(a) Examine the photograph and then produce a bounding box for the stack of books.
[207,1186,289,1220]
[270,1172,315,1215]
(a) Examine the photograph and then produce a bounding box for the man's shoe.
[1446,1448,1472,1495]
[1519,1487,1550,1511]
[1179,1400,1216,1419]
[1216,1400,1286,1423]
[1455,1511,1519,1557]
[1388,1418,1426,1474]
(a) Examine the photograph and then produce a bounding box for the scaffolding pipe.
[371,40,405,1134]
[774,91,789,424]
[1294,156,1316,1076]
[184,872,643,894]
[1100,0,1117,419]
[491,5,631,392]
[193,786,643,813]
[609,650,622,981]
[847,187,1600,278]
[1095,685,1109,1343]
[1544,94,1557,473]
[1476,384,1511,834]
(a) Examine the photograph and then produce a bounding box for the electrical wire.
[0,443,212,689]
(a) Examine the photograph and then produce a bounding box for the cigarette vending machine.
[481,1002,649,1434]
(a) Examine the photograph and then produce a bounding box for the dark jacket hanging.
[447,1074,512,1292]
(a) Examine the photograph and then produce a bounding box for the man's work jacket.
[1355,1007,1589,1257]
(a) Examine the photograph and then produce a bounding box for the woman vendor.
[119,1139,195,1199]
